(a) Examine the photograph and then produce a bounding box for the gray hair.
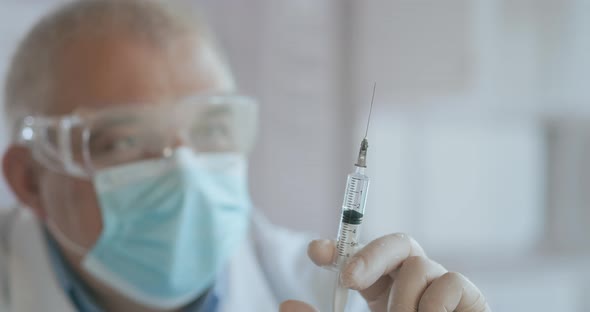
[3,0,233,140]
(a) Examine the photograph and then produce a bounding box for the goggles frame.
[16,94,258,179]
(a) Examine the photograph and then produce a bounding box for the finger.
[388,256,447,312]
[340,233,425,291]
[361,275,392,311]
[418,272,491,312]
[307,239,337,267]
[279,300,319,312]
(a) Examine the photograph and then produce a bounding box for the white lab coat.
[0,207,366,312]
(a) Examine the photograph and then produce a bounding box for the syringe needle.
[364,82,376,139]
[356,83,376,168]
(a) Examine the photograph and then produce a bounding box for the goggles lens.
[18,94,258,177]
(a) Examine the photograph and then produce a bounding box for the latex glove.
[279,300,319,312]
[281,234,491,312]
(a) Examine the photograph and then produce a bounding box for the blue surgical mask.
[68,147,251,309]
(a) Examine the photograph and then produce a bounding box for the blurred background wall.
[0,0,589,311]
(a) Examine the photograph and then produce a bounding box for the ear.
[2,145,45,219]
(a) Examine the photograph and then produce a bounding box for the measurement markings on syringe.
[338,209,364,257]
[337,223,361,257]
[345,177,363,209]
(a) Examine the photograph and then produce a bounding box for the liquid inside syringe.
[333,161,369,267]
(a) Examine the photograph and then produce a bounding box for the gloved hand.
[280,233,491,312]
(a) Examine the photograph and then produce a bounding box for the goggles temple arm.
[57,118,87,178]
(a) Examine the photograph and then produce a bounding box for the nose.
[161,132,190,157]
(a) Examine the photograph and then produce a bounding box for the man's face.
[38,31,233,253]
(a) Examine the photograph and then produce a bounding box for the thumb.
[279,300,319,312]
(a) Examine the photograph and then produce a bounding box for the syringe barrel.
[334,166,370,267]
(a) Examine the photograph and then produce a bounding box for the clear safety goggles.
[16,94,258,179]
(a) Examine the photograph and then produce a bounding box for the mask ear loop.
[45,117,93,257]
[44,175,91,258]
[45,218,87,257]
[45,168,95,258]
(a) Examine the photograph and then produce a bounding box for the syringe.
[333,83,376,312]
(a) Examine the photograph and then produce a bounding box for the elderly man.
[0,1,490,312]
